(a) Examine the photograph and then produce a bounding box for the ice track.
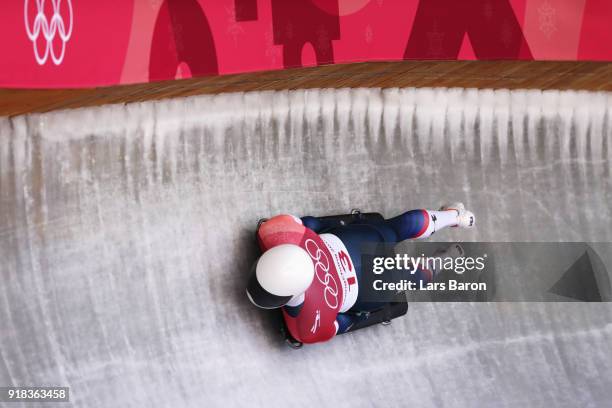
[1,88,612,407]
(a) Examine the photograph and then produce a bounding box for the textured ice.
[1,88,612,407]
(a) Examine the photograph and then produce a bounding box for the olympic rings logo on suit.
[305,239,340,310]
[24,0,73,65]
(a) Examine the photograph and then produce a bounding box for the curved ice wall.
[1,88,611,407]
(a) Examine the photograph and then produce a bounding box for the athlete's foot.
[440,202,475,229]
[435,243,465,258]
[431,243,465,280]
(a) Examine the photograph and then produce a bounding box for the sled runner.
[280,292,409,349]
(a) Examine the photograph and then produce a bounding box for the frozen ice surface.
[1,88,612,407]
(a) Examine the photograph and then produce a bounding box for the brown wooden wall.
[1,61,611,117]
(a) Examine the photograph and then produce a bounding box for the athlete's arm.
[335,313,369,334]
[257,214,306,250]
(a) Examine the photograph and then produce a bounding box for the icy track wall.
[1,88,612,408]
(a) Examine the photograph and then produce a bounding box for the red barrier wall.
[2,0,611,88]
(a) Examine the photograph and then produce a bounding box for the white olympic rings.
[24,0,73,65]
[305,239,340,309]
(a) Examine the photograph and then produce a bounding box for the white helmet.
[247,244,315,309]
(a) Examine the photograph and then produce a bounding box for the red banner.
[2,0,611,88]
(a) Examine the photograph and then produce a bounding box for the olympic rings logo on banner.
[24,0,73,65]
[305,239,339,310]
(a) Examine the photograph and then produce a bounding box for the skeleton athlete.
[247,203,475,344]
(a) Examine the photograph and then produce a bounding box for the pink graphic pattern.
[2,0,611,88]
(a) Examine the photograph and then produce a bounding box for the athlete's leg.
[386,202,475,241]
